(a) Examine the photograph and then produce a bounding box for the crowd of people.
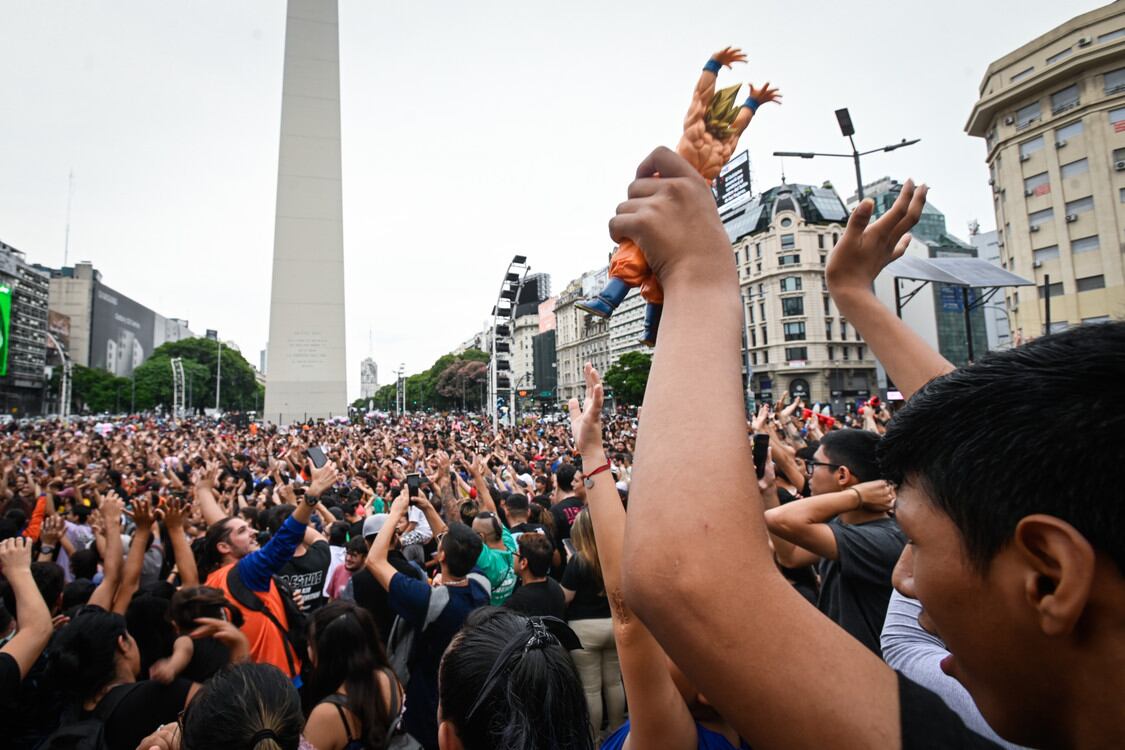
[1,148,1121,750]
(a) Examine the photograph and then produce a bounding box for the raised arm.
[569,364,697,750]
[683,46,745,134]
[163,497,199,588]
[87,491,126,611]
[113,497,157,614]
[723,81,782,149]
[192,462,227,526]
[764,481,895,562]
[0,538,53,679]
[825,181,953,399]
[365,490,410,591]
[612,147,899,748]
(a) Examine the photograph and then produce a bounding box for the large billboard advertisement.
[89,283,156,377]
[0,285,11,377]
[47,310,71,351]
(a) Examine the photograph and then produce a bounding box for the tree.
[604,351,652,406]
[131,338,261,413]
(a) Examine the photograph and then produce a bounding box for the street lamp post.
[773,108,920,203]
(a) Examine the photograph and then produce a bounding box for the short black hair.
[517,532,553,577]
[879,322,1125,573]
[442,523,483,578]
[820,429,880,483]
[556,464,578,492]
[345,536,368,555]
[328,521,350,547]
[506,493,530,514]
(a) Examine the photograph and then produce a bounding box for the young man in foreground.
[615,146,1124,748]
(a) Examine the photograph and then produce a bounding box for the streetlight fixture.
[773,108,920,201]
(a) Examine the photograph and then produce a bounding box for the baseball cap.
[362,513,390,540]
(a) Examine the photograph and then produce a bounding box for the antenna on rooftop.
[63,169,75,267]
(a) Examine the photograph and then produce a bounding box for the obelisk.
[264,0,348,424]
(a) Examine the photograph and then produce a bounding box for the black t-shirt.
[897,672,1002,748]
[551,497,584,545]
[504,578,567,620]
[278,539,332,612]
[817,516,907,655]
[561,555,610,621]
[0,652,19,710]
[179,637,230,684]
[350,551,425,643]
[88,679,193,750]
[348,519,365,542]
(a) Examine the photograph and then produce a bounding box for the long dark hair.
[307,600,393,747]
[181,663,302,750]
[439,608,591,750]
[195,517,235,579]
[44,606,130,708]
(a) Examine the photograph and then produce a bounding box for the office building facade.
[0,240,50,415]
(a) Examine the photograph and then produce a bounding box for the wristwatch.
[303,493,319,507]
[583,461,612,489]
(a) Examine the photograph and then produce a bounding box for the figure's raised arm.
[724,81,782,149]
[683,47,746,132]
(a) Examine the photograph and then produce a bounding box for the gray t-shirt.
[881,591,1029,749]
[817,515,906,655]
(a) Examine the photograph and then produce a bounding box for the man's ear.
[1012,514,1096,637]
[438,719,464,750]
[216,540,232,557]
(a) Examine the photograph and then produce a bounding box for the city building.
[724,182,876,411]
[608,286,648,362]
[0,240,50,415]
[860,178,990,367]
[42,261,194,377]
[966,1,1125,336]
[360,357,378,399]
[510,273,550,398]
[969,225,1014,349]
[554,268,610,403]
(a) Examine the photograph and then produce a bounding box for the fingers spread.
[840,199,874,245]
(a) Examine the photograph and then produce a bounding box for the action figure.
[577,47,781,345]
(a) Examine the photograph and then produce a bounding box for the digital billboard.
[89,283,157,377]
[0,285,11,377]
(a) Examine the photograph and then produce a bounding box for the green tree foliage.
[130,338,263,413]
[59,365,130,414]
[366,349,492,412]
[603,351,652,406]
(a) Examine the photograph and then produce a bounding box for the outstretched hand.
[711,47,747,67]
[567,363,605,457]
[748,82,782,106]
[826,179,928,296]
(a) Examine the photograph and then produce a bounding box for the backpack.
[385,585,449,687]
[40,683,143,750]
[226,566,308,680]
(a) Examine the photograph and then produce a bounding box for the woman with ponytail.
[437,607,591,750]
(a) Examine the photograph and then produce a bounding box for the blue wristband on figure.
[703,59,722,74]
[744,97,760,113]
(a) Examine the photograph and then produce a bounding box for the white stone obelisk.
[264,0,347,424]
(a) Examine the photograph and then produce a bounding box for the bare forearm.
[195,486,226,525]
[114,527,150,613]
[766,491,857,536]
[832,287,953,399]
[170,530,198,587]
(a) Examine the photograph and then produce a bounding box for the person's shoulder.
[897,673,1003,749]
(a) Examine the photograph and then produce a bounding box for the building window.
[1065,196,1093,216]
[1015,101,1041,128]
[751,351,757,365]
[755,243,762,259]
[785,347,808,362]
[1107,67,1125,94]
[780,217,793,228]
[1055,120,1083,142]
[750,328,757,346]
[1046,47,1072,65]
[748,303,755,324]
[1038,282,1064,299]
[840,319,847,339]
[1116,147,1125,162]
[832,233,839,245]
[756,262,762,274]
[779,276,802,292]
[1071,236,1098,254]
[1120,187,1125,203]
[1050,84,1079,114]
[817,234,825,249]
[1028,207,1054,228]
[759,303,766,321]
[783,322,806,341]
[857,345,865,359]
[779,254,801,266]
[827,346,834,361]
[1019,136,1044,158]
[1011,67,1034,84]
[780,234,796,249]
[1076,275,1106,292]
[842,346,850,360]
[1082,315,1111,325]
[1033,245,1059,262]
[758,284,764,296]
[826,321,833,340]
[782,296,805,316]
[1100,28,1125,43]
[1060,158,1088,179]
[1110,107,1125,126]
[762,349,769,364]
[1024,172,1050,196]
[760,326,767,345]
[823,294,830,315]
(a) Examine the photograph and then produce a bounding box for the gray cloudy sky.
[0,1,1102,398]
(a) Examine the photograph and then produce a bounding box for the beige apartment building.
[967,1,1125,334]
[553,269,610,404]
[724,183,877,411]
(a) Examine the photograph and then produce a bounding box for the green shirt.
[477,526,518,605]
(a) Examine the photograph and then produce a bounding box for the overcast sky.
[0,1,1104,398]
